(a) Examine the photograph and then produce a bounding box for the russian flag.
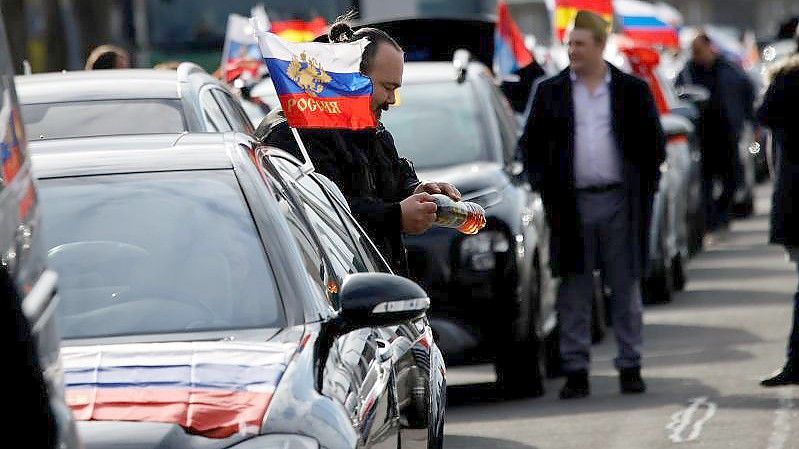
[614,0,679,49]
[494,0,534,79]
[255,31,375,130]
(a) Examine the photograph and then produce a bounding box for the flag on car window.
[549,0,613,43]
[494,0,534,79]
[254,30,375,130]
[221,13,266,83]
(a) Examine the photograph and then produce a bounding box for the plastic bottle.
[431,194,486,235]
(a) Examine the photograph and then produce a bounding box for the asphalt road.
[443,185,799,449]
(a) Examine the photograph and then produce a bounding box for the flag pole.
[290,127,315,177]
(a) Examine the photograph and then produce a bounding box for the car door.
[259,151,401,449]
[274,153,444,449]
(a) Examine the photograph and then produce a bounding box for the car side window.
[211,89,255,134]
[200,88,232,132]
[321,184,392,273]
[481,73,519,161]
[271,158,370,281]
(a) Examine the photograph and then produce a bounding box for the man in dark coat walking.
[757,30,799,386]
[519,10,665,399]
[677,32,755,231]
[259,20,460,276]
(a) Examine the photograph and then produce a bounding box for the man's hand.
[400,193,438,235]
[414,182,461,201]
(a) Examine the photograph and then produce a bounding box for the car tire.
[672,254,686,292]
[591,272,608,343]
[733,193,755,218]
[494,260,545,398]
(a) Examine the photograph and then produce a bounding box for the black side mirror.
[335,273,429,332]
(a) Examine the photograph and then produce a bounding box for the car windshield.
[21,99,185,140]
[38,170,283,339]
[380,81,489,170]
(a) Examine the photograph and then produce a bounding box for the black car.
[16,62,254,140]
[32,133,445,449]
[380,55,561,394]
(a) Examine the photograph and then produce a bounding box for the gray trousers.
[558,189,644,372]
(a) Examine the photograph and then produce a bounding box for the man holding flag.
[255,15,460,276]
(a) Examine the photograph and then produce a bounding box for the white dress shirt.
[571,67,622,189]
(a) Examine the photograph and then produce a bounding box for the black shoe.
[761,365,799,387]
[620,367,647,394]
[559,370,590,400]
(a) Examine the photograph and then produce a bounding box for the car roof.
[401,60,489,84]
[31,133,235,178]
[15,67,213,104]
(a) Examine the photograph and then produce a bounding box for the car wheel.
[733,192,755,218]
[591,271,608,343]
[643,259,673,304]
[672,254,686,292]
[494,259,545,399]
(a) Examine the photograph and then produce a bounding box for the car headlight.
[231,434,320,449]
[459,230,509,271]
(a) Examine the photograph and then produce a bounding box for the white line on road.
[766,389,796,449]
[666,396,718,443]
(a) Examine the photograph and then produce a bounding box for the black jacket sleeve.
[757,73,786,129]
[518,82,547,192]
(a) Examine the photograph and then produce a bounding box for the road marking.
[767,389,796,449]
[666,396,718,443]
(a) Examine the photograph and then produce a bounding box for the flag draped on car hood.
[255,31,375,130]
[62,341,298,438]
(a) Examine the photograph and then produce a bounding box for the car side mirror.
[335,273,429,332]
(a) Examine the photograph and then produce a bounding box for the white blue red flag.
[221,13,266,83]
[255,31,375,130]
[614,0,679,49]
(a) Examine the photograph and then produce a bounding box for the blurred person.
[259,15,460,276]
[519,10,665,399]
[757,28,799,387]
[2,266,57,448]
[677,32,755,231]
[85,44,131,70]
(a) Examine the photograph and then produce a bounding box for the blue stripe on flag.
[494,34,520,78]
[264,58,372,98]
[621,16,670,29]
[64,363,286,390]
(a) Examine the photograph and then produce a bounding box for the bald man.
[519,10,665,399]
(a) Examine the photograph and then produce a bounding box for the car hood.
[62,337,300,442]
[417,161,509,208]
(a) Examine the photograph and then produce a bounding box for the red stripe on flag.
[623,29,679,48]
[66,388,272,438]
[556,0,613,14]
[278,93,376,130]
[496,1,534,68]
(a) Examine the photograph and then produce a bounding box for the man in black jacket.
[677,32,755,231]
[519,10,665,399]
[757,30,799,387]
[260,21,459,276]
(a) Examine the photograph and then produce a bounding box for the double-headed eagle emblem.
[287,51,332,96]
